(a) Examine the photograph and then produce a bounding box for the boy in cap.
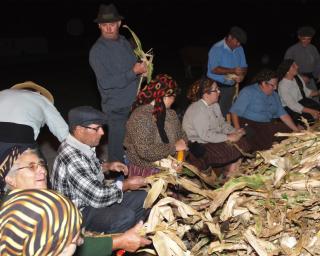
[284,26,320,98]
[51,106,148,234]
[207,26,248,117]
[89,3,147,163]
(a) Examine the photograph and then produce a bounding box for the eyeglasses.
[14,160,47,172]
[82,125,103,132]
[266,82,277,88]
[210,88,221,93]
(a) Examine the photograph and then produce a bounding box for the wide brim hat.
[94,4,124,23]
[11,81,54,103]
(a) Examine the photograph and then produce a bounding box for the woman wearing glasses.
[230,69,300,152]
[182,77,251,178]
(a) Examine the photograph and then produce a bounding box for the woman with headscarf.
[277,59,320,126]
[124,74,188,177]
[182,77,251,177]
[0,189,82,256]
[230,69,300,152]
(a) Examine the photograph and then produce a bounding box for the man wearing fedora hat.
[0,81,68,166]
[207,26,248,118]
[89,3,147,163]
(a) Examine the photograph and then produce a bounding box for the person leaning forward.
[51,106,148,235]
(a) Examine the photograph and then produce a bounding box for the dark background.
[0,0,319,117]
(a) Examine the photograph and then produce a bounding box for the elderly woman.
[0,189,82,256]
[230,69,300,152]
[0,146,47,196]
[277,59,320,125]
[182,77,251,177]
[124,74,188,177]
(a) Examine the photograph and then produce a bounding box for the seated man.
[1,145,151,255]
[0,189,82,256]
[51,106,148,234]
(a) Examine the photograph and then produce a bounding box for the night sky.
[0,0,319,114]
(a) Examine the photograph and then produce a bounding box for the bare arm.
[112,221,151,252]
[280,114,300,131]
[231,112,241,129]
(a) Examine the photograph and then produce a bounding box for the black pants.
[81,190,147,233]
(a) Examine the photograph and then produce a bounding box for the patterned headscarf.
[0,189,82,256]
[0,145,29,193]
[133,74,178,143]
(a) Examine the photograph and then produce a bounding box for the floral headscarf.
[133,74,178,143]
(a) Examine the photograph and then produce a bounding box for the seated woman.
[230,69,300,152]
[182,77,251,177]
[0,189,82,256]
[277,59,320,126]
[124,74,188,177]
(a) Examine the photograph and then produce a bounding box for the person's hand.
[310,109,320,120]
[175,139,188,151]
[113,221,151,252]
[102,161,128,175]
[233,67,245,76]
[235,128,246,136]
[133,62,147,75]
[227,132,242,142]
[123,176,146,191]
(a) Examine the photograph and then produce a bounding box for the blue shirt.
[229,83,287,122]
[207,39,247,85]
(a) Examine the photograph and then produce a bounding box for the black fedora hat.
[94,4,124,23]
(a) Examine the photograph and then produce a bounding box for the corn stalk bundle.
[141,125,320,255]
[123,25,154,95]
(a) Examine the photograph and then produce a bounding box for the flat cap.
[68,106,108,128]
[229,26,247,44]
[297,26,316,37]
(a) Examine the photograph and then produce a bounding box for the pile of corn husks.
[140,125,320,256]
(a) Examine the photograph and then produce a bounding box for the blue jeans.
[81,190,147,233]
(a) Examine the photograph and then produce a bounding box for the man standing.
[284,26,320,96]
[89,3,147,162]
[51,106,147,234]
[207,26,248,117]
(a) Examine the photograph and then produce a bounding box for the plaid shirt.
[51,135,123,211]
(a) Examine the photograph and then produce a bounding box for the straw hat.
[11,81,54,103]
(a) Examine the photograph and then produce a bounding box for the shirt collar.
[200,99,209,107]
[66,134,96,158]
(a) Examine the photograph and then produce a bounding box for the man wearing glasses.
[51,106,148,234]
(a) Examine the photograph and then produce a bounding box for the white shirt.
[278,76,312,114]
[0,89,68,141]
